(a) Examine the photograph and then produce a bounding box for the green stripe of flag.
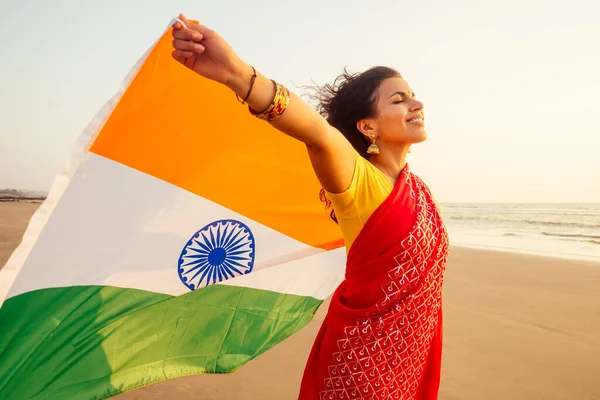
[0,285,321,400]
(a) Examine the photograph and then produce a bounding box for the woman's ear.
[356,119,376,140]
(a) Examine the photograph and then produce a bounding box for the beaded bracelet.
[249,80,290,122]
[236,66,257,104]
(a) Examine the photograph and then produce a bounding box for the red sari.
[299,165,449,400]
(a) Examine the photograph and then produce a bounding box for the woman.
[172,14,449,400]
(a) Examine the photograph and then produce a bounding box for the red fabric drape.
[299,166,449,400]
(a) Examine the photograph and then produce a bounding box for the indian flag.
[0,19,345,400]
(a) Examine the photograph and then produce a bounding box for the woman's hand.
[171,14,242,86]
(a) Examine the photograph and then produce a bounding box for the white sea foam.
[442,203,600,263]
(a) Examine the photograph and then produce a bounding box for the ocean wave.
[524,220,600,229]
[442,204,600,216]
[445,209,600,217]
[448,216,600,230]
[448,216,484,221]
[541,232,600,240]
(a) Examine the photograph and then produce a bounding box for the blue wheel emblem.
[178,219,255,290]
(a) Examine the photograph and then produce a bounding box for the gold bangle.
[249,80,290,122]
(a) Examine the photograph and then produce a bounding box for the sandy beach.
[2,202,599,399]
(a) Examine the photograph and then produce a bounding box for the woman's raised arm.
[172,15,356,194]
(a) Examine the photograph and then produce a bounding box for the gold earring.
[367,133,380,155]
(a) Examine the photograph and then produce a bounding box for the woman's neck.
[369,145,411,185]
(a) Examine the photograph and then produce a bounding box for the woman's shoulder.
[325,152,391,198]
[354,153,394,193]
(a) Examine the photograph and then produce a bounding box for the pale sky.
[0,0,599,202]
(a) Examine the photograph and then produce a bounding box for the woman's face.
[366,77,426,147]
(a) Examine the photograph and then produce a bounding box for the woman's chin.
[410,130,428,143]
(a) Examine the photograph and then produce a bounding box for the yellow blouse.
[326,153,394,252]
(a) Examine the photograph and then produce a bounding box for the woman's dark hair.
[308,66,402,222]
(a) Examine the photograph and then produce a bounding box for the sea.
[441,203,600,263]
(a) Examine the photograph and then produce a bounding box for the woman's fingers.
[172,49,194,62]
[171,14,209,66]
[172,39,205,54]
[172,26,203,42]
[177,14,212,37]
[184,55,196,70]
[178,14,194,30]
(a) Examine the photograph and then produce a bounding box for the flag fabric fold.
[0,19,345,400]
